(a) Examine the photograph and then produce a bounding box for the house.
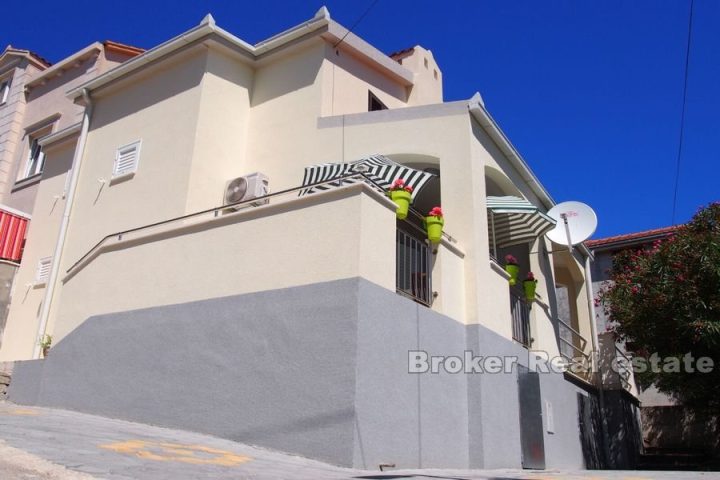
[3,8,613,470]
[588,226,719,467]
[0,41,143,352]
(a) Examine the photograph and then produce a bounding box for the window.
[368,91,387,112]
[113,141,141,178]
[23,135,46,179]
[35,257,52,284]
[0,79,10,105]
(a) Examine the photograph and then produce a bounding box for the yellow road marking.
[0,408,41,416]
[99,440,251,466]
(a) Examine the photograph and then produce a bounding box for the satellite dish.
[546,201,598,247]
[225,177,248,204]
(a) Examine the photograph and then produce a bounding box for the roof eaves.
[0,46,51,69]
[26,42,103,89]
[320,20,414,86]
[467,94,594,258]
[103,40,145,57]
[66,20,217,100]
[586,226,679,250]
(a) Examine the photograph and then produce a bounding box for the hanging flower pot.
[504,254,519,286]
[425,206,444,244]
[388,179,413,220]
[523,271,538,304]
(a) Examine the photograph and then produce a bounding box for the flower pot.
[42,346,50,358]
[390,190,412,220]
[425,215,444,244]
[523,279,537,302]
[505,264,519,285]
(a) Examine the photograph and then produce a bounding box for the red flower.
[525,271,535,281]
[390,179,409,191]
[505,254,518,265]
[428,206,443,217]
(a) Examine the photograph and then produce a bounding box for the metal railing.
[510,288,531,346]
[396,226,432,306]
[558,318,592,377]
[615,346,633,391]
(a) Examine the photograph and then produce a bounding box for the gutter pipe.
[33,88,93,358]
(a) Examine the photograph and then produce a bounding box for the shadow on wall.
[643,406,720,455]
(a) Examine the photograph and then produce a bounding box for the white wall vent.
[35,257,52,284]
[113,141,141,178]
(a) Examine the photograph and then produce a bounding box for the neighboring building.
[588,226,719,466]
[3,8,616,470]
[0,42,143,349]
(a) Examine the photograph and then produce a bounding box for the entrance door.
[517,365,546,469]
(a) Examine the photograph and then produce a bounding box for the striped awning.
[300,154,436,200]
[0,208,29,262]
[487,196,556,248]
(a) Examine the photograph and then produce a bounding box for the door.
[517,365,546,469]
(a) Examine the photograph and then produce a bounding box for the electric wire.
[333,0,382,49]
[671,0,695,225]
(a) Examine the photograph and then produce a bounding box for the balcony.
[396,226,433,306]
[558,318,593,383]
[510,288,531,347]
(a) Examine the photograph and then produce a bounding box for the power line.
[671,0,695,225]
[333,0,382,49]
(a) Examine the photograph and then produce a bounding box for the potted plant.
[425,206,444,244]
[523,271,538,304]
[388,179,413,220]
[39,334,52,358]
[504,254,520,285]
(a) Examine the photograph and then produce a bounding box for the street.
[0,401,717,480]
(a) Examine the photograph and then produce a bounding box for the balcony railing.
[615,346,633,391]
[558,318,592,380]
[396,226,432,306]
[510,288,530,347]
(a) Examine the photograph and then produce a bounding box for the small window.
[368,91,387,112]
[23,135,46,179]
[35,257,52,284]
[113,141,141,178]
[0,80,10,105]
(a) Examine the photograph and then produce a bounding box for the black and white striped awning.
[487,195,556,248]
[300,154,436,200]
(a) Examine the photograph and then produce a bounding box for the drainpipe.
[33,88,93,359]
[583,252,611,467]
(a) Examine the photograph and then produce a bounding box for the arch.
[385,153,441,217]
[484,165,523,198]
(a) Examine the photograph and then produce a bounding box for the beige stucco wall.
[61,48,207,267]
[185,48,253,213]
[52,185,396,343]
[0,140,74,360]
[320,43,408,116]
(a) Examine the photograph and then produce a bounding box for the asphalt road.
[0,401,718,480]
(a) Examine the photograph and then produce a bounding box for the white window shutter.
[113,141,141,177]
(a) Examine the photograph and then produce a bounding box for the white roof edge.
[322,21,414,86]
[67,22,215,99]
[0,203,32,219]
[26,42,102,89]
[67,9,412,100]
[468,99,555,209]
[254,6,330,49]
[468,97,592,258]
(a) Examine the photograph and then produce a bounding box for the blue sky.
[3,1,717,238]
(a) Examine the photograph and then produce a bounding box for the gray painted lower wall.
[10,277,593,469]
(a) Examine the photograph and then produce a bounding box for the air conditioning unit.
[223,173,269,210]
